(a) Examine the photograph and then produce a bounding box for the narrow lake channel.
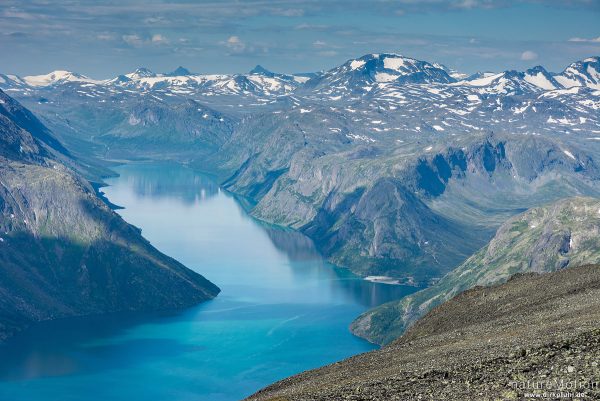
[0,162,420,401]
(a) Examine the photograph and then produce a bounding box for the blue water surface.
[0,162,419,401]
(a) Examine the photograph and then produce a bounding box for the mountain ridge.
[1,54,597,96]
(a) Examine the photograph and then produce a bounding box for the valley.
[1,52,600,400]
[2,54,599,286]
[0,161,414,401]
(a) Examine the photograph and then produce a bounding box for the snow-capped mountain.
[0,73,25,89]
[107,67,302,96]
[166,66,192,77]
[23,70,100,87]
[302,53,455,97]
[2,54,598,102]
[555,56,600,90]
[432,63,469,80]
[0,66,309,99]
[523,66,562,90]
[455,61,599,94]
[0,70,98,89]
[0,54,598,141]
[455,66,560,94]
[249,65,311,84]
[125,67,156,80]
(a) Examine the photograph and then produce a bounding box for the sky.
[1,0,599,78]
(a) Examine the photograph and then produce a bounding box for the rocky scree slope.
[0,89,219,341]
[351,196,600,345]
[247,263,600,401]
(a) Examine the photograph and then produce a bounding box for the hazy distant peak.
[126,67,156,79]
[166,66,192,76]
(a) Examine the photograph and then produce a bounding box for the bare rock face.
[301,177,477,282]
[0,89,219,341]
[351,196,600,345]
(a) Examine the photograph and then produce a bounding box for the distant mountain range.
[1,53,599,286]
[1,54,598,98]
[0,63,309,97]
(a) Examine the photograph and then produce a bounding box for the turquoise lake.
[0,162,420,401]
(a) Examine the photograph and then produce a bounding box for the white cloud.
[3,8,37,20]
[122,34,143,47]
[151,34,169,44]
[313,40,327,48]
[144,16,169,25]
[97,33,115,41]
[227,36,241,45]
[294,23,329,30]
[520,50,538,61]
[224,35,245,52]
[270,8,304,17]
[121,33,169,47]
[568,36,600,43]
[219,35,268,55]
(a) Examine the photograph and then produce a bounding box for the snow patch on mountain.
[350,60,366,70]
[22,70,99,87]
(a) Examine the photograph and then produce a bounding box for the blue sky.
[1,0,599,77]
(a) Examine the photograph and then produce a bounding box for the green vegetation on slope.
[351,196,600,345]
[0,89,220,341]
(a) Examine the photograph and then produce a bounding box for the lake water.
[0,162,420,401]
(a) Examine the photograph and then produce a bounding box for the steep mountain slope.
[351,196,600,345]
[0,89,219,341]
[213,105,600,283]
[10,88,233,161]
[247,263,600,401]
